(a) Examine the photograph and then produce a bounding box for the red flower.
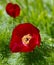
[6,3,20,18]
[10,23,41,52]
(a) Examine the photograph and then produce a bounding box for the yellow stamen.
[22,34,32,45]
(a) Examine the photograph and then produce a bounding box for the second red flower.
[6,3,20,18]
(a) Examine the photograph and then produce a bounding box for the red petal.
[13,4,20,18]
[12,23,39,38]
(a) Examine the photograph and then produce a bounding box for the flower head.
[10,23,41,52]
[6,3,20,18]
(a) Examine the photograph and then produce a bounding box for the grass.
[0,0,54,65]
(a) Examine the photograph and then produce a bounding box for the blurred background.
[0,0,54,65]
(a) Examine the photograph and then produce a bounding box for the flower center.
[22,34,32,45]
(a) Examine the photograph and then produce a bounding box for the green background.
[0,0,54,65]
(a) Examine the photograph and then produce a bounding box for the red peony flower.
[6,3,20,18]
[10,23,41,52]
